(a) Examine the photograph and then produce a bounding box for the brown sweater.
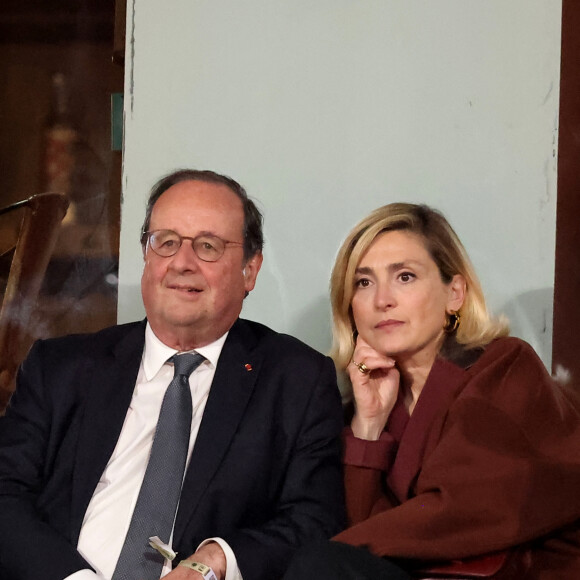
[334,337,580,579]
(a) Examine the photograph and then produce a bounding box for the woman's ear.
[447,274,466,312]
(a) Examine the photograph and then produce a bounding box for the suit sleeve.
[224,356,346,580]
[333,342,580,560]
[0,341,93,580]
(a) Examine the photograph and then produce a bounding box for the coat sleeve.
[341,427,399,524]
[0,341,93,580]
[333,341,580,560]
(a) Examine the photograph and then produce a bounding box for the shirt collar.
[143,322,229,381]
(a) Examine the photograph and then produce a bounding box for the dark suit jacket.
[0,318,345,580]
[335,337,580,579]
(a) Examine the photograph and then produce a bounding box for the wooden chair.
[0,193,69,414]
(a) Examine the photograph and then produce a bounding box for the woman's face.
[351,230,465,368]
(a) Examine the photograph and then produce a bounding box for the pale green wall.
[119,0,562,366]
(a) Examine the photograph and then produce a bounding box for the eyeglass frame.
[141,229,244,262]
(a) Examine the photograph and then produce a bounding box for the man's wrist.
[179,560,218,580]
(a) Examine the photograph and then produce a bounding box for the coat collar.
[387,338,484,502]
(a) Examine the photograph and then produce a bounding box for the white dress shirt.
[67,323,242,580]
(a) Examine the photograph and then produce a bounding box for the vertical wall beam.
[553,0,580,378]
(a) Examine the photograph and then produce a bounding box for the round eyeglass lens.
[192,235,225,261]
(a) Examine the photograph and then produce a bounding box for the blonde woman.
[285,203,580,579]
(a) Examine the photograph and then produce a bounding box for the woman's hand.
[348,337,400,440]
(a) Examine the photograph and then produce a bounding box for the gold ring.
[352,361,370,374]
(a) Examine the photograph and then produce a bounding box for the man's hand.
[165,541,227,580]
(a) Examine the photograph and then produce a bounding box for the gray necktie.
[112,352,205,580]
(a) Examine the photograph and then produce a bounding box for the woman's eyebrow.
[356,260,424,276]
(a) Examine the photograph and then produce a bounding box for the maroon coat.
[334,337,580,579]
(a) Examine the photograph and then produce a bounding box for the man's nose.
[168,239,201,271]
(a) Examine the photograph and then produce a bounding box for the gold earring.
[444,310,461,334]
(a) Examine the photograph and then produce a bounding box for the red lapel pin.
[244,363,253,371]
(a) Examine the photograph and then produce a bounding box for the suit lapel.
[70,322,146,540]
[174,320,259,542]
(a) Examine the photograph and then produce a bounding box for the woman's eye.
[355,278,371,288]
[398,272,415,283]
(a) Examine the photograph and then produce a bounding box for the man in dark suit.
[0,169,344,580]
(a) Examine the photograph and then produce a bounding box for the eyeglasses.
[141,229,244,262]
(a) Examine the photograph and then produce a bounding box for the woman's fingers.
[350,343,395,377]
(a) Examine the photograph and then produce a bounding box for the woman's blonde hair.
[330,203,509,370]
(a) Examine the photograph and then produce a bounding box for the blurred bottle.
[40,72,78,223]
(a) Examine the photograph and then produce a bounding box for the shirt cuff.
[197,537,243,580]
[64,570,104,580]
[342,426,398,471]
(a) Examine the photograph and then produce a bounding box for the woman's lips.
[375,319,404,329]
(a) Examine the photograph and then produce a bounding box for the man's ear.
[447,274,466,312]
[243,252,263,294]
